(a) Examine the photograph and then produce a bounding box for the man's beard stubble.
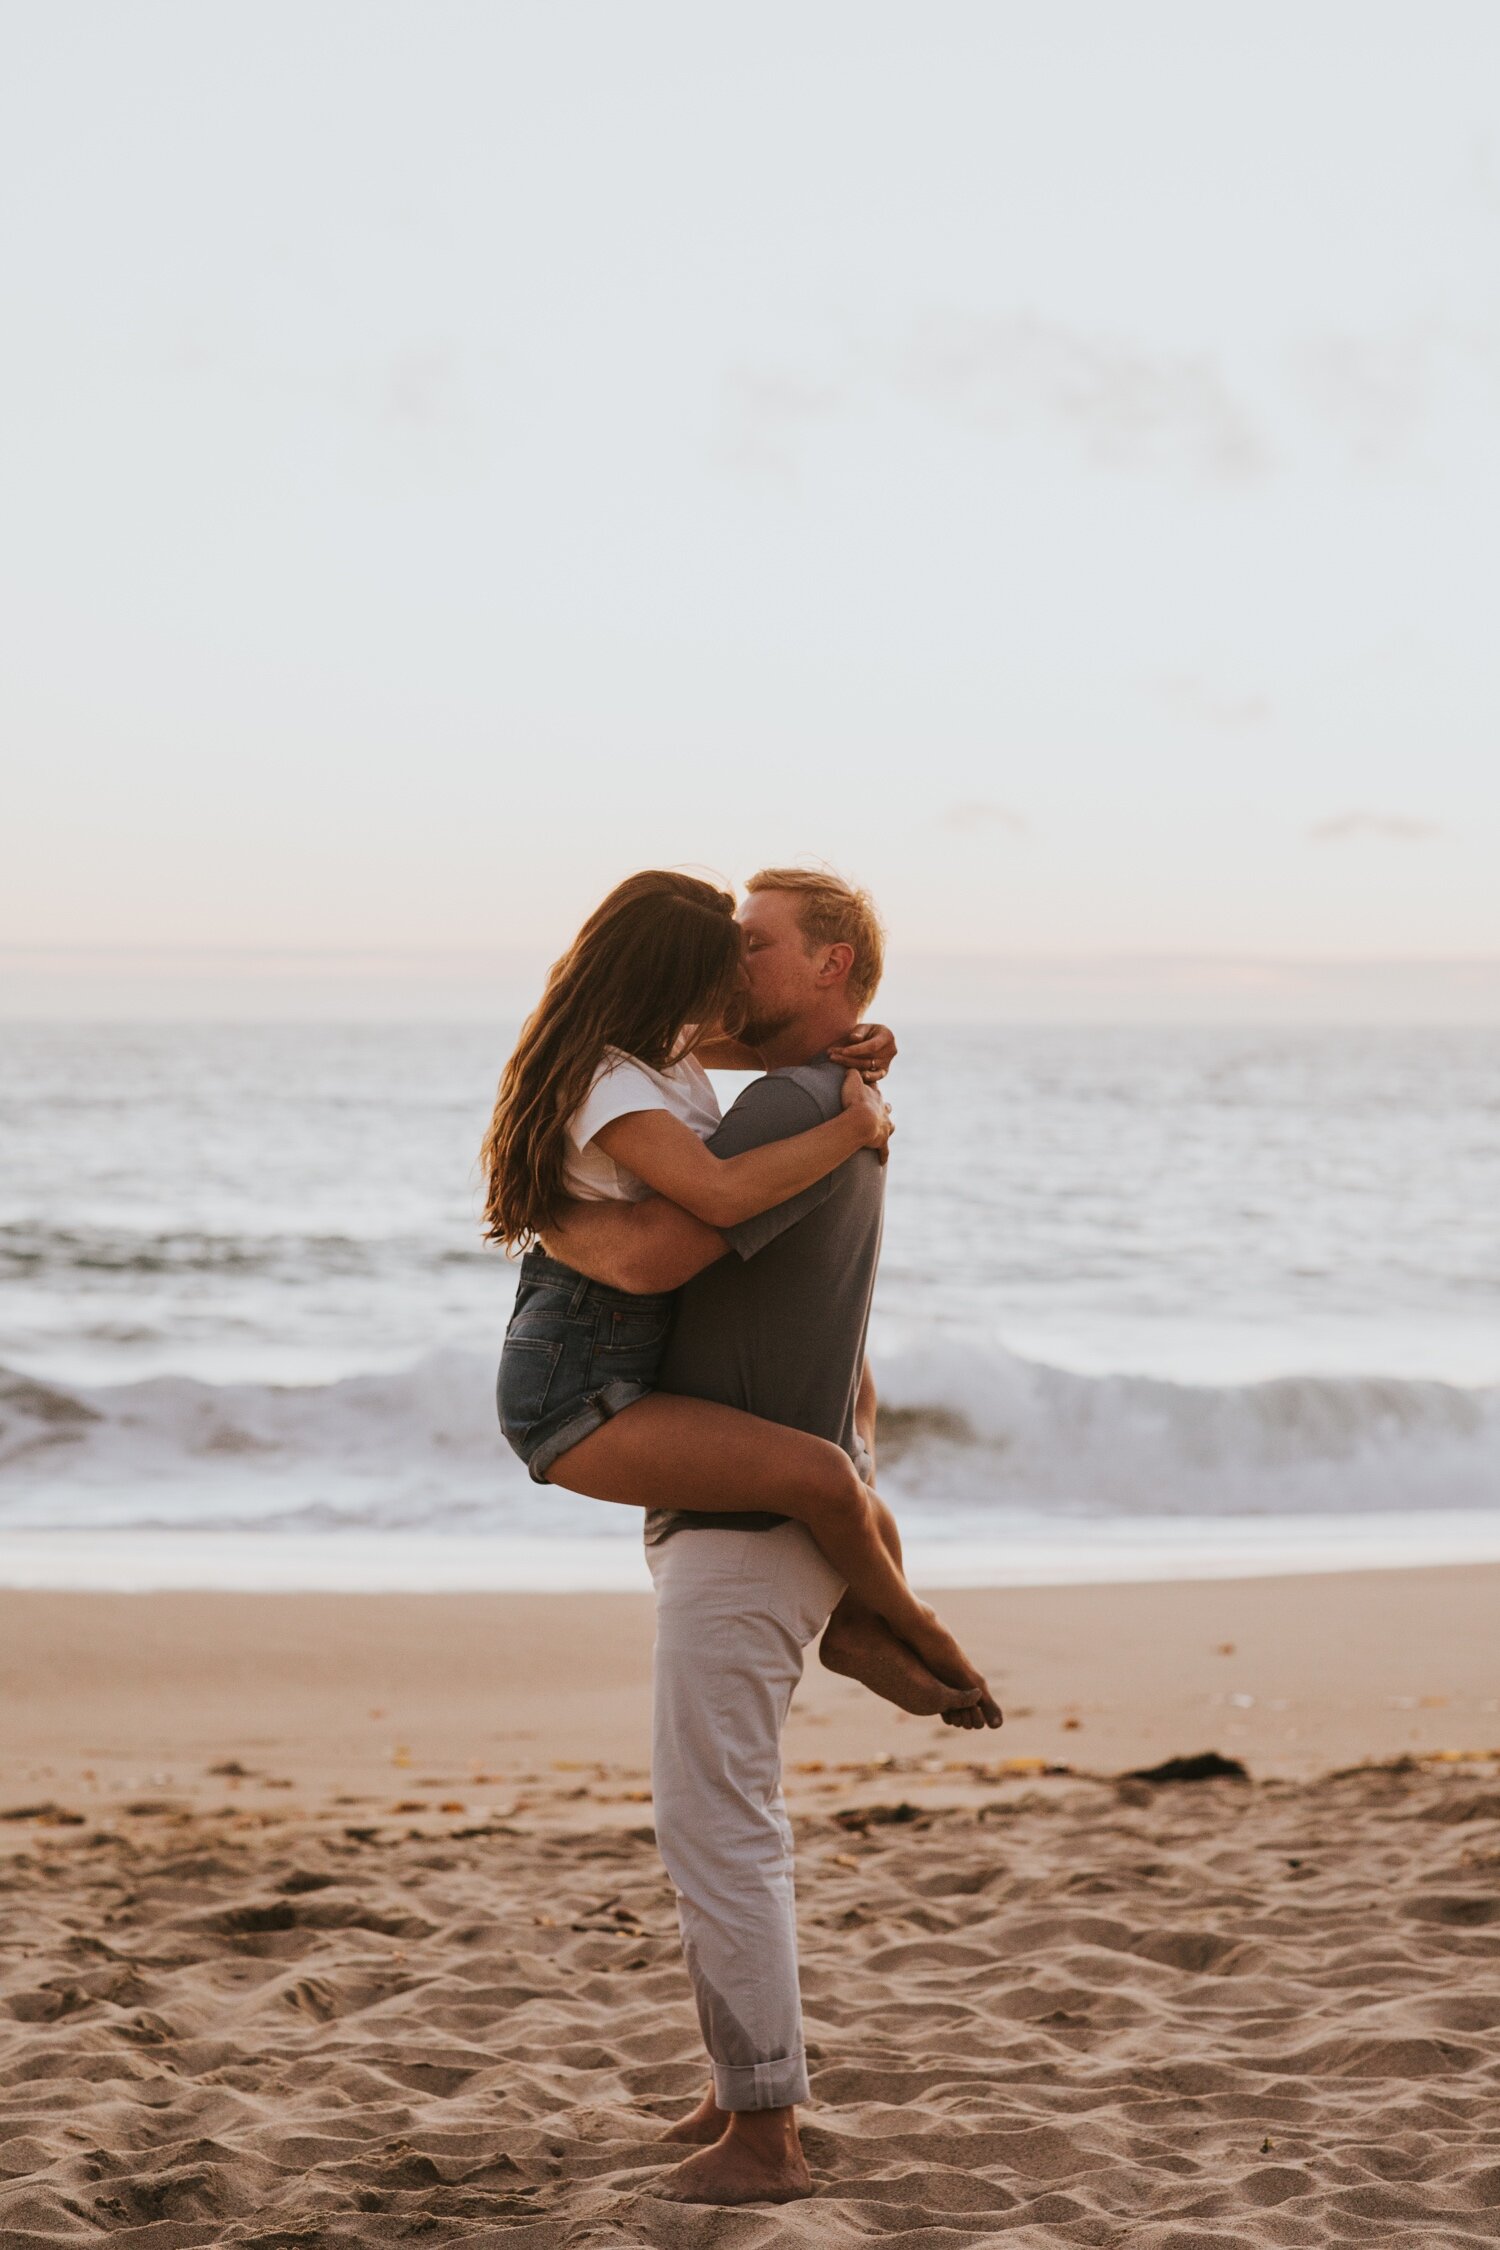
[739,1005,797,1049]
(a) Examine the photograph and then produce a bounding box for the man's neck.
[754,1008,858,1072]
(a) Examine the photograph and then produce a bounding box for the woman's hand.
[829,1021,897,1083]
[841,1069,894,1162]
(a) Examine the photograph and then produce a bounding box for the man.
[544,867,1000,2206]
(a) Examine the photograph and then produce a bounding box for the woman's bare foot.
[896,1604,1004,1726]
[820,1608,984,1718]
[654,2109,812,2206]
[658,2086,729,2145]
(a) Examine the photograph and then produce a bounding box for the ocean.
[2,1021,1497,1590]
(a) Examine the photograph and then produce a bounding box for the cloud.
[716,368,845,486]
[1153,674,1271,729]
[717,311,1282,490]
[1292,323,1439,466]
[373,343,482,481]
[1293,316,1500,466]
[385,345,464,430]
[1308,812,1439,844]
[943,801,1027,836]
[899,313,1270,480]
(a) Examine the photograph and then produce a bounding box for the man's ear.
[817,941,856,988]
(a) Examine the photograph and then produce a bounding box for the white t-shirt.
[563,1049,722,1203]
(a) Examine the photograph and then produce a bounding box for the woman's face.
[717,954,752,1034]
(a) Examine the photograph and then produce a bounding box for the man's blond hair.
[745,866,886,1013]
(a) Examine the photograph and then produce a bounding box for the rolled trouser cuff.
[711,2049,810,2112]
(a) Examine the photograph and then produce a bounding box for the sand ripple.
[3,1762,1499,2245]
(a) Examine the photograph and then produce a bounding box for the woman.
[481,870,998,1715]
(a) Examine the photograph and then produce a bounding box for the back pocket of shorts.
[600,1307,671,1358]
[497,1335,564,1440]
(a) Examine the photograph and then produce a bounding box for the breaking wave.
[3,1340,1498,1536]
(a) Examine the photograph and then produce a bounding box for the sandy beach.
[3,1567,1499,2245]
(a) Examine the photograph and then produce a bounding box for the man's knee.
[653,1764,791,1900]
[653,1656,791,1830]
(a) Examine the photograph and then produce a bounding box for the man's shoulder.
[770,1057,843,1119]
[716,1066,830,1145]
[724,1057,842,1129]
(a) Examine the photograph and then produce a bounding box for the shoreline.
[5,1508,1500,1594]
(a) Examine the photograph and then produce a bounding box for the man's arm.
[540,1196,728,1295]
[855,1357,877,1476]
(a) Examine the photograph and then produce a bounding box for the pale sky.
[4,1,1499,1016]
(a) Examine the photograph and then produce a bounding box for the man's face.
[736,889,821,1045]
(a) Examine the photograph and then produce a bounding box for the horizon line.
[5,943,1500,969]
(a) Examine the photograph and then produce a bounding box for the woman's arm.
[591,1072,892,1230]
[695,1021,899,1081]
[541,1196,727,1295]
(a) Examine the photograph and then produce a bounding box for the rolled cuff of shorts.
[526,1379,652,1484]
[711,2049,811,2112]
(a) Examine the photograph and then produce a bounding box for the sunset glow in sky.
[5,2,1499,1015]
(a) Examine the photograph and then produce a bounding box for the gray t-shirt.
[644,1055,885,1545]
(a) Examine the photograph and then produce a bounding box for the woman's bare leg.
[549,1394,1001,1722]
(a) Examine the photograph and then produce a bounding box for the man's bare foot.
[820,1608,984,1719]
[658,2086,729,2145]
[654,2111,812,2206]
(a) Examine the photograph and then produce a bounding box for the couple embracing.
[480,866,1001,2206]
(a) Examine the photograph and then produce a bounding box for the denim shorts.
[497,1247,676,1483]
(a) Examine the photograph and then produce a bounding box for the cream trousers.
[646,1518,847,2111]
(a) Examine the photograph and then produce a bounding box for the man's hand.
[828,1021,897,1083]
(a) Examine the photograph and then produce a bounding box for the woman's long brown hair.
[480,871,743,1250]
